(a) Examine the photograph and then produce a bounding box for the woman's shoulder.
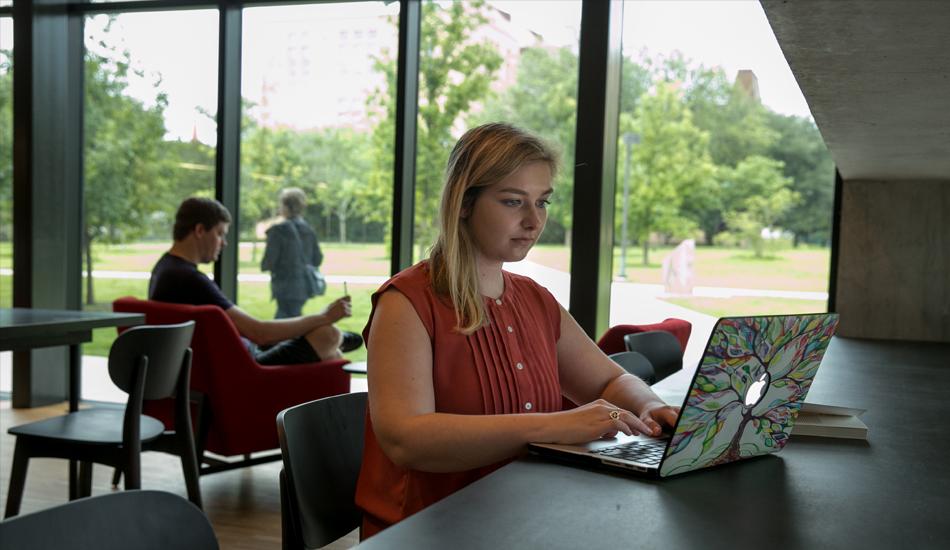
[383,261,432,295]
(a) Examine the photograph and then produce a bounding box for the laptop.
[530,313,840,478]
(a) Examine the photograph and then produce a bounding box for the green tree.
[719,155,798,258]
[620,83,714,266]
[369,0,502,258]
[294,127,374,244]
[766,112,835,245]
[241,122,306,239]
[83,42,174,304]
[476,49,652,246]
[646,54,778,243]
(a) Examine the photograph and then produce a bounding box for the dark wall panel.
[836,179,950,342]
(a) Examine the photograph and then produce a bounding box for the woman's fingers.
[601,405,650,437]
[619,409,654,436]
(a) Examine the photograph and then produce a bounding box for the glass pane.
[82,11,218,401]
[414,0,582,307]
[0,16,11,395]
[613,1,834,363]
[1,17,11,308]
[240,2,399,363]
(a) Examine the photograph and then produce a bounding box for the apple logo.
[744,371,770,408]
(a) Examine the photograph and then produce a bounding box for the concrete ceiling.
[761,0,950,181]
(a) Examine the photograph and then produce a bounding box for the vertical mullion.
[569,0,624,339]
[214,0,241,301]
[390,0,420,275]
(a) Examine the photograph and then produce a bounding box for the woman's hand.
[542,399,656,445]
[638,403,680,436]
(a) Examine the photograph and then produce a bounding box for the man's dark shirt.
[147,252,322,365]
[148,253,233,310]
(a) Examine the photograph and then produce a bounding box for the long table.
[356,337,950,549]
[1,308,145,411]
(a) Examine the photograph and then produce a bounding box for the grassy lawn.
[2,239,831,357]
[528,243,830,292]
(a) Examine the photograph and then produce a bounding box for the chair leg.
[68,460,80,500]
[111,467,122,488]
[78,461,94,498]
[177,431,203,509]
[123,448,142,490]
[4,440,30,518]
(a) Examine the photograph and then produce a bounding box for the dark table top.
[356,337,950,549]
[0,308,145,350]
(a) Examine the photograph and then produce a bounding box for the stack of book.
[792,403,869,440]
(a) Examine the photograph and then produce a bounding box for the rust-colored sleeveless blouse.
[355,261,562,538]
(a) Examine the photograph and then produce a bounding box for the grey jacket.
[260,218,323,301]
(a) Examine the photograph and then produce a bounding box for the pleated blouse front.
[355,261,563,538]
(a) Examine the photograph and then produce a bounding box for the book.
[792,403,869,440]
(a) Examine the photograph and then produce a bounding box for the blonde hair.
[429,123,559,334]
[279,187,307,218]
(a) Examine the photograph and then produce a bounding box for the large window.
[81,10,218,399]
[413,0,582,307]
[611,1,833,361]
[240,2,399,361]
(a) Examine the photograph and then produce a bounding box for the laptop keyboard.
[592,438,669,466]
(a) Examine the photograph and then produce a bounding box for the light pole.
[619,132,639,279]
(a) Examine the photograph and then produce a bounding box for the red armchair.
[113,297,350,469]
[596,318,692,356]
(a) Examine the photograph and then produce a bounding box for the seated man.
[149,197,361,364]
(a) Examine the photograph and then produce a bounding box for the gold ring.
[609,409,621,420]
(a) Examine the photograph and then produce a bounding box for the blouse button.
[516,362,524,370]
[495,299,502,305]
[507,325,513,333]
[524,402,533,411]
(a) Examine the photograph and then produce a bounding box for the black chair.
[0,490,217,549]
[623,330,684,383]
[277,392,367,550]
[4,322,202,518]
[608,351,657,385]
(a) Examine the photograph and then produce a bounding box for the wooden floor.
[0,400,359,549]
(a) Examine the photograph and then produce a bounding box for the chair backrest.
[0,490,218,549]
[624,330,683,382]
[608,351,657,385]
[277,392,367,550]
[108,321,195,401]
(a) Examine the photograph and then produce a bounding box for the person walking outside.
[261,187,325,319]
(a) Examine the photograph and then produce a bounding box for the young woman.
[356,123,679,537]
